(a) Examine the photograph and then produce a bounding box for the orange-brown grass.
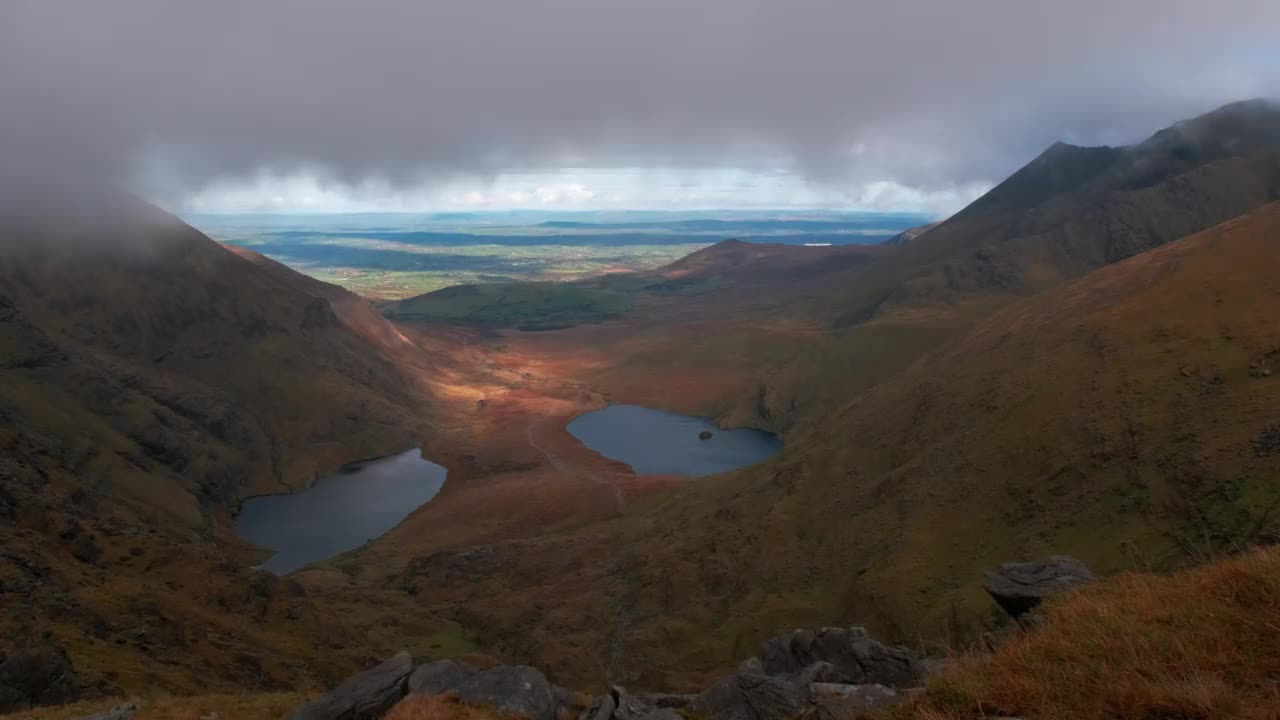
[384,693,507,720]
[908,547,1280,720]
[0,692,301,720]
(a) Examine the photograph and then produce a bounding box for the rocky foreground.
[12,547,1280,719]
[6,556,1080,720]
[287,625,921,720]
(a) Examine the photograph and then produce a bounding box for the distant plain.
[190,210,931,299]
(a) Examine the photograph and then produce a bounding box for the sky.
[2,0,1279,216]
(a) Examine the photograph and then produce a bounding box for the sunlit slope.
[617,202,1280,687]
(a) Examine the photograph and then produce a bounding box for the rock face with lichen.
[983,556,1097,619]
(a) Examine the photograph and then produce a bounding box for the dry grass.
[0,692,302,720]
[384,693,508,720]
[904,547,1280,720]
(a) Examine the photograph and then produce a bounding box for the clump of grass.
[904,547,1280,720]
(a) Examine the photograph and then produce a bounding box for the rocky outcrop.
[408,659,568,720]
[579,685,663,720]
[758,627,922,688]
[285,652,412,720]
[806,683,902,720]
[0,645,79,713]
[687,658,811,720]
[983,556,1096,619]
[583,628,919,720]
[292,628,919,720]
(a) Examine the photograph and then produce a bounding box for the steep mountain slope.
[0,192,429,700]
[657,238,884,286]
[615,202,1280,687]
[883,221,942,247]
[827,99,1280,323]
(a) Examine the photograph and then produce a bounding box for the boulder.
[74,701,138,720]
[409,663,562,720]
[407,659,476,696]
[285,652,412,720]
[607,685,659,720]
[687,658,809,720]
[758,628,922,688]
[580,691,618,720]
[786,661,853,686]
[0,645,79,713]
[635,692,695,709]
[807,683,902,720]
[983,556,1097,619]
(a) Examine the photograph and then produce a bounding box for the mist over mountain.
[4,3,1280,719]
[3,1,1279,212]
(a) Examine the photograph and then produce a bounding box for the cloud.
[180,167,988,215]
[2,0,1278,210]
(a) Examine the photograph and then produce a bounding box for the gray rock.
[579,685,657,720]
[758,628,922,688]
[983,556,1097,619]
[635,692,695,709]
[0,645,79,713]
[285,652,411,720]
[75,701,138,720]
[409,663,562,720]
[787,661,853,686]
[808,683,902,720]
[579,691,617,720]
[407,659,477,696]
[687,658,809,720]
[609,685,658,720]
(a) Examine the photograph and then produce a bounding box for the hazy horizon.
[4,2,1278,215]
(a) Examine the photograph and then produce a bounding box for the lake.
[566,404,781,476]
[234,448,447,574]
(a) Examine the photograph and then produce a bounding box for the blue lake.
[235,448,447,574]
[567,404,781,476]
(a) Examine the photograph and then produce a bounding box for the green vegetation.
[219,239,711,300]
[384,281,633,330]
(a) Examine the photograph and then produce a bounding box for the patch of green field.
[221,239,710,300]
[384,281,633,330]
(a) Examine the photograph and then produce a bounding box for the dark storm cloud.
[2,0,1278,200]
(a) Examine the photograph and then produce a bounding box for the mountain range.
[2,100,1280,714]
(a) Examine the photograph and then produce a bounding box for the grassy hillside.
[611,201,1280,688]
[0,193,432,700]
[905,546,1280,719]
[385,281,631,331]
